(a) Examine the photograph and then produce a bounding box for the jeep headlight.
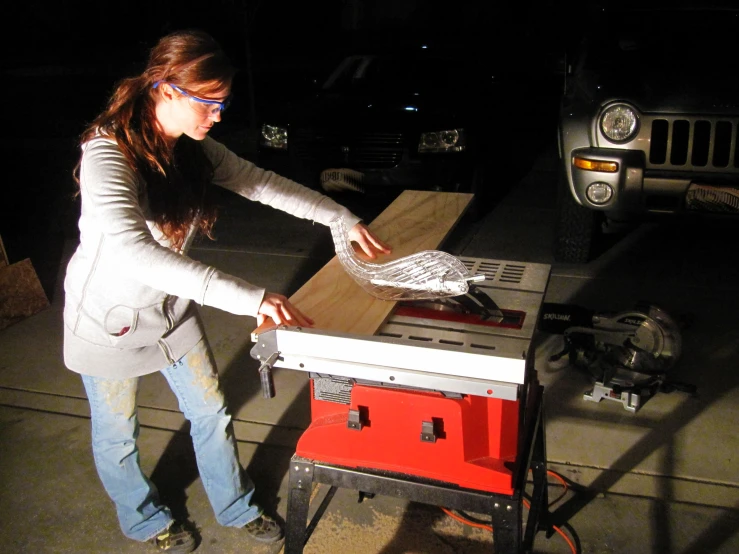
[600,104,638,143]
[418,129,466,153]
[260,124,288,150]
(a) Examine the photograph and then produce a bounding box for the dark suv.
[555,6,739,262]
[257,41,560,213]
[259,51,486,190]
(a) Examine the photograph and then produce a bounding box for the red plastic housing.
[296,381,521,494]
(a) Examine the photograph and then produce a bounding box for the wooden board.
[252,190,472,340]
[0,258,50,331]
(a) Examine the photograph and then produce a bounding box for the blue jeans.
[81,338,262,542]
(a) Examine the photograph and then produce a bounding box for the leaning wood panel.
[252,190,472,339]
[0,258,50,331]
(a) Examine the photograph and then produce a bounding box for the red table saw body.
[296,381,522,495]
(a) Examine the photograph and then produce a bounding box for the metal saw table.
[251,257,552,553]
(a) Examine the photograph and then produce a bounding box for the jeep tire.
[554,171,601,263]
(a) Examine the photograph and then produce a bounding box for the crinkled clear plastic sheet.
[330,216,484,300]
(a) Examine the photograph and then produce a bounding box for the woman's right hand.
[257,292,314,327]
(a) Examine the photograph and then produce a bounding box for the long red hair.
[76,29,236,249]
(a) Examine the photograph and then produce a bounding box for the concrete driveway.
[1,140,738,553]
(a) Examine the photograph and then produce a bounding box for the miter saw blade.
[605,303,682,375]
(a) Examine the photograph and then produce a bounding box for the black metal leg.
[285,456,315,554]
[523,412,548,551]
[491,498,523,553]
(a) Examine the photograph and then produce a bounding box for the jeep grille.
[647,116,739,172]
[292,129,404,168]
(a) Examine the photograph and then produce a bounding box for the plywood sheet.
[0,258,50,331]
[252,190,472,339]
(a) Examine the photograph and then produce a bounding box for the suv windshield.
[323,54,477,94]
[584,9,739,76]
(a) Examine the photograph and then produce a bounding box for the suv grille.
[647,116,739,172]
[291,128,404,169]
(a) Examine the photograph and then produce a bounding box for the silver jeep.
[556,6,739,262]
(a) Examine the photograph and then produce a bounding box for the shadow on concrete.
[537,217,739,554]
[679,502,739,554]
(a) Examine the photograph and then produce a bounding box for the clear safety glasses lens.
[187,96,230,116]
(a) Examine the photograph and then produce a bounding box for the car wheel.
[554,171,601,263]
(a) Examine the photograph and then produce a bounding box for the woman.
[63,29,390,552]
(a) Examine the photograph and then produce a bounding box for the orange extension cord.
[440,470,577,554]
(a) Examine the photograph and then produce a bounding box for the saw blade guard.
[329,216,484,300]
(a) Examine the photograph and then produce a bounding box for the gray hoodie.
[63,135,360,378]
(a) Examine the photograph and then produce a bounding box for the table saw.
[251,255,553,553]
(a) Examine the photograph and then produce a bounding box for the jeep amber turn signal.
[573,157,619,172]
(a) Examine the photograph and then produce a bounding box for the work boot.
[243,514,284,543]
[148,521,197,553]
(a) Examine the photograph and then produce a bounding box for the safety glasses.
[153,81,230,116]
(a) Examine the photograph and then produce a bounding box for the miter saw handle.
[538,302,596,334]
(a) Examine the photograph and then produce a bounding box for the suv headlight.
[260,124,288,150]
[600,104,639,143]
[418,129,467,153]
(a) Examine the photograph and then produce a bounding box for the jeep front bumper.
[569,147,697,215]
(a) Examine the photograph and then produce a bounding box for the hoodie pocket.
[105,304,138,337]
[100,303,168,348]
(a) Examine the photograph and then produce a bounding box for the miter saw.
[539,302,695,412]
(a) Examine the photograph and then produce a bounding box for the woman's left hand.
[348,223,392,259]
